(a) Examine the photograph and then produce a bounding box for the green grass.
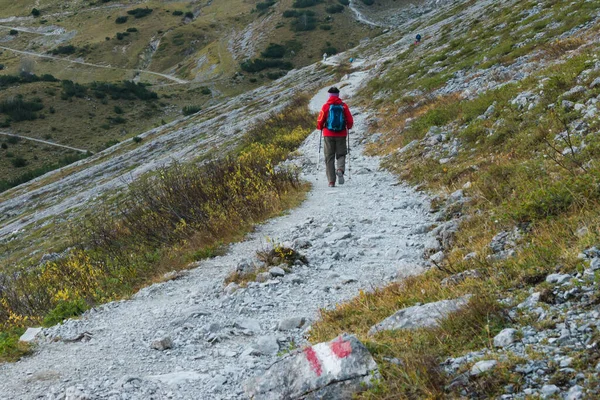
[0,328,30,362]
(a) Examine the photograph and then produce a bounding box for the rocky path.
[0,132,91,154]
[0,74,434,400]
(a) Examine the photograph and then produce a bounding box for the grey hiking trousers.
[324,136,347,184]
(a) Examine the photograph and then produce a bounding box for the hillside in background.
[0,0,379,187]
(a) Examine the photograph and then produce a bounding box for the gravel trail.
[0,72,434,399]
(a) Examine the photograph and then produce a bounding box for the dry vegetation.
[0,97,314,361]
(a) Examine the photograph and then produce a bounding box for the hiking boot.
[336,169,344,185]
[328,182,335,187]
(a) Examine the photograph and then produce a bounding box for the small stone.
[493,328,518,348]
[590,77,600,88]
[430,251,445,264]
[278,317,306,331]
[560,357,573,368]
[235,319,261,333]
[546,273,572,284]
[255,272,271,283]
[65,386,91,400]
[541,384,560,397]
[342,276,358,284]
[470,360,498,376]
[565,385,583,400]
[269,267,286,277]
[225,282,239,295]
[210,374,227,387]
[246,336,279,356]
[151,337,173,351]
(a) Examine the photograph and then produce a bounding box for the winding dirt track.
[0,132,91,153]
[0,46,188,84]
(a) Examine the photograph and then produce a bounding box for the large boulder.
[368,295,471,335]
[244,334,379,400]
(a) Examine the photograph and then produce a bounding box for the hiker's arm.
[316,107,326,130]
[344,104,354,130]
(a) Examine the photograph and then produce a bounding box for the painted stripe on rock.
[304,346,322,376]
[303,336,353,377]
[314,342,343,377]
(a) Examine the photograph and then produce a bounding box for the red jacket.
[316,97,354,137]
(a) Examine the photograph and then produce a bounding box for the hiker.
[323,52,328,61]
[415,33,422,45]
[316,87,354,187]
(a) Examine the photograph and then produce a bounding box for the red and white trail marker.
[304,336,353,377]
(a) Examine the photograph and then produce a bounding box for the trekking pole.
[347,129,351,180]
[316,129,323,174]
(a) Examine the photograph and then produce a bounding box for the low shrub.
[115,16,128,24]
[0,329,29,362]
[10,157,28,168]
[293,0,321,8]
[0,98,44,122]
[42,299,88,327]
[256,1,276,11]
[321,45,338,55]
[126,27,138,33]
[107,116,126,124]
[61,80,87,99]
[104,139,119,148]
[9,29,18,35]
[325,4,344,13]
[172,10,184,16]
[89,81,158,101]
[290,13,317,31]
[267,70,287,80]
[261,43,286,58]
[49,45,77,55]
[127,8,153,18]
[240,58,293,73]
[200,87,211,95]
[182,105,201,115]
[31,8,40,17]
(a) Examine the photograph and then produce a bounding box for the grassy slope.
[0,79,218,184]
[310,0,600,398]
